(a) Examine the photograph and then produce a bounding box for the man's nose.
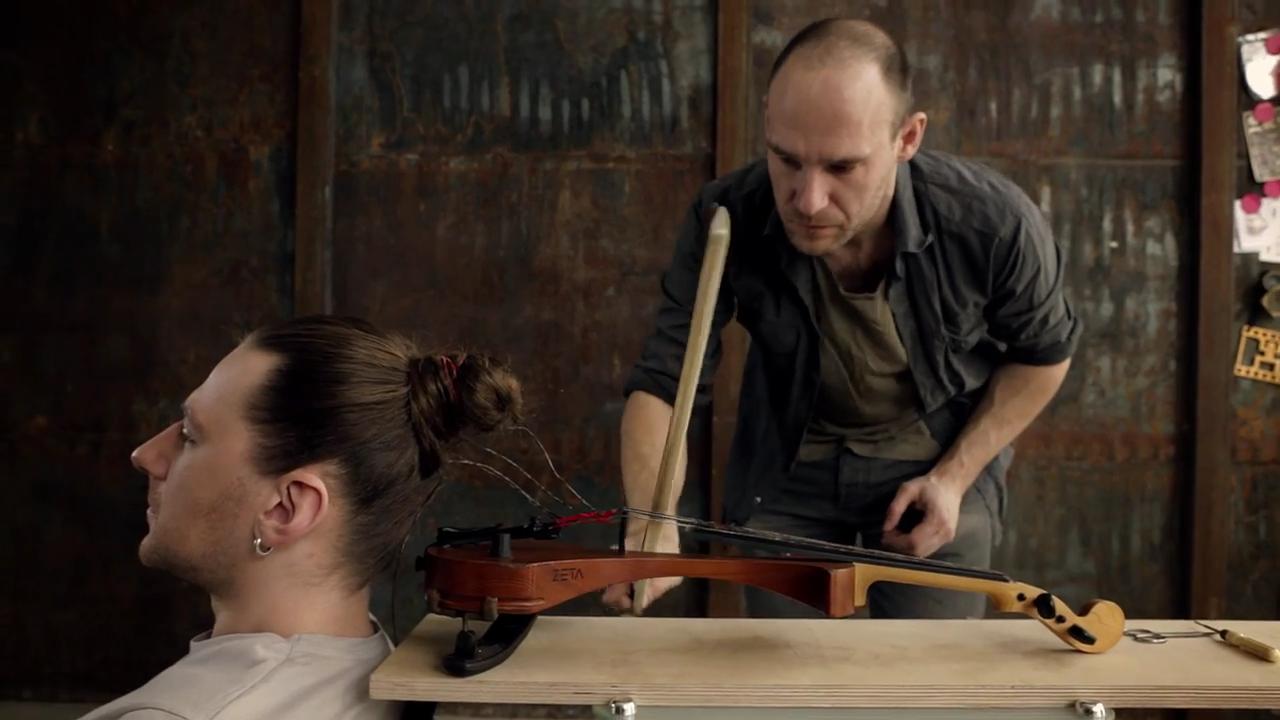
[131,422,177,480]
[793,169,828,217]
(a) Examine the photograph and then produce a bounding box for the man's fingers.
[911,519,953,559]
[882,521,943,558]
[602,576,684,614]
[881,528,919,554]
[913,534,943,559]
[915,515,949,554]
[649,575,681,601]
[882,483,921,532]
[601,582,633,610]
[633,576,683,612]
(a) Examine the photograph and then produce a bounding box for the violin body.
[424,540,858,617]
[420,534,1126,677]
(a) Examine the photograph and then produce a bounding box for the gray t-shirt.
[79,618,401,720]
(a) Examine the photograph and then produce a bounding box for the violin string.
[622,507,1010,580]
[460,438,575,512]
[418,474,446,509]
[635,508,924,564]
[511,425,596,510]
[390,476,446,644]
[447,459,556,514]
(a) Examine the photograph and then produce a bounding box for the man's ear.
[257,468,330,550]
[896,111,928,161]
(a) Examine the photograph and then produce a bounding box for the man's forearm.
[620,390,687,516]
[931,359,1071,490]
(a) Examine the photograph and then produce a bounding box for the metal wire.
[447,458,557,514]
[619,507,1011,581]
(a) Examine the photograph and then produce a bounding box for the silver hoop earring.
[253,535,273,557]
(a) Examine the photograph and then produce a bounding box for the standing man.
[603,18,1080,619]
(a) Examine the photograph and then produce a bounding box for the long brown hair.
[243,315,521,586]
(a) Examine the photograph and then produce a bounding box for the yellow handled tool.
[1195,620,1280,663]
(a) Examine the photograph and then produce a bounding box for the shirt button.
[754,496,762,504]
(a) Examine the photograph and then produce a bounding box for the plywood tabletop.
[371,616,1280,709]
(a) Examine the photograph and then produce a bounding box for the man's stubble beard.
[138,485,250,596]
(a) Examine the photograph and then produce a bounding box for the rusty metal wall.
[331,0,717,634]
[743,0,1192,618]
[2,1,298,701]
[4,0,1272,708]
[1231,0,1280,622]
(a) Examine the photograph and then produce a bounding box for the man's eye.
[827,163,855,175]
[179,426,196,445]
[782,157,801,170]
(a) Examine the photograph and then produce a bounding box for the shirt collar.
[764,204,786,241]
[889,158,931,254]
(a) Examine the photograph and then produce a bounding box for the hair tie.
[437,356,459,404]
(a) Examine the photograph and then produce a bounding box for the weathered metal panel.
[1228,465,1280,619]
[337,0,714,154]
[1231,0,1280,622]
[2,1,297,702]
[334,157,717,631]
[982,160,1190,618]
[740,1,1191,619]
[333,0,717,632]
[745,0,1187,163]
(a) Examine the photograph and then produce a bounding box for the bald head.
[768,19,913,127]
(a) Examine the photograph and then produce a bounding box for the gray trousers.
[742,449,999,619]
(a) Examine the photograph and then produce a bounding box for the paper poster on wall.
[1233,186,1280,261]
[1263,239,1280,264]
[1239,29,1280,101]
[1243,102,1280,183]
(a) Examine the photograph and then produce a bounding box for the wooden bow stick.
[632,205,732,612]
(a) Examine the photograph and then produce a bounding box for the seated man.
[82,315,523,720]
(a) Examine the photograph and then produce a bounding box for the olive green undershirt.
[797,257,941,463]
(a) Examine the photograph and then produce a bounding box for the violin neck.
[850,562,1016,609]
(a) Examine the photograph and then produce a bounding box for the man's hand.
[880,475,966,558]
[600,520,682,612]
[875,360,1068,558]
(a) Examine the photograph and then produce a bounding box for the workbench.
[371,616,1280,718]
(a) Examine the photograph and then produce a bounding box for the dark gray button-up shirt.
[625,149,1081,526]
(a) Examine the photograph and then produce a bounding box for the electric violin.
[417,507,1126,676]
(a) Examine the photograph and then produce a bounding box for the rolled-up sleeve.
[986,206,1082,365]
[623,194,737,405]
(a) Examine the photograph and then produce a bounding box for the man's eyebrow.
[765,140,867,166]
[822,153,869,166]
[765,140,796,159]
[181,402,204,433]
